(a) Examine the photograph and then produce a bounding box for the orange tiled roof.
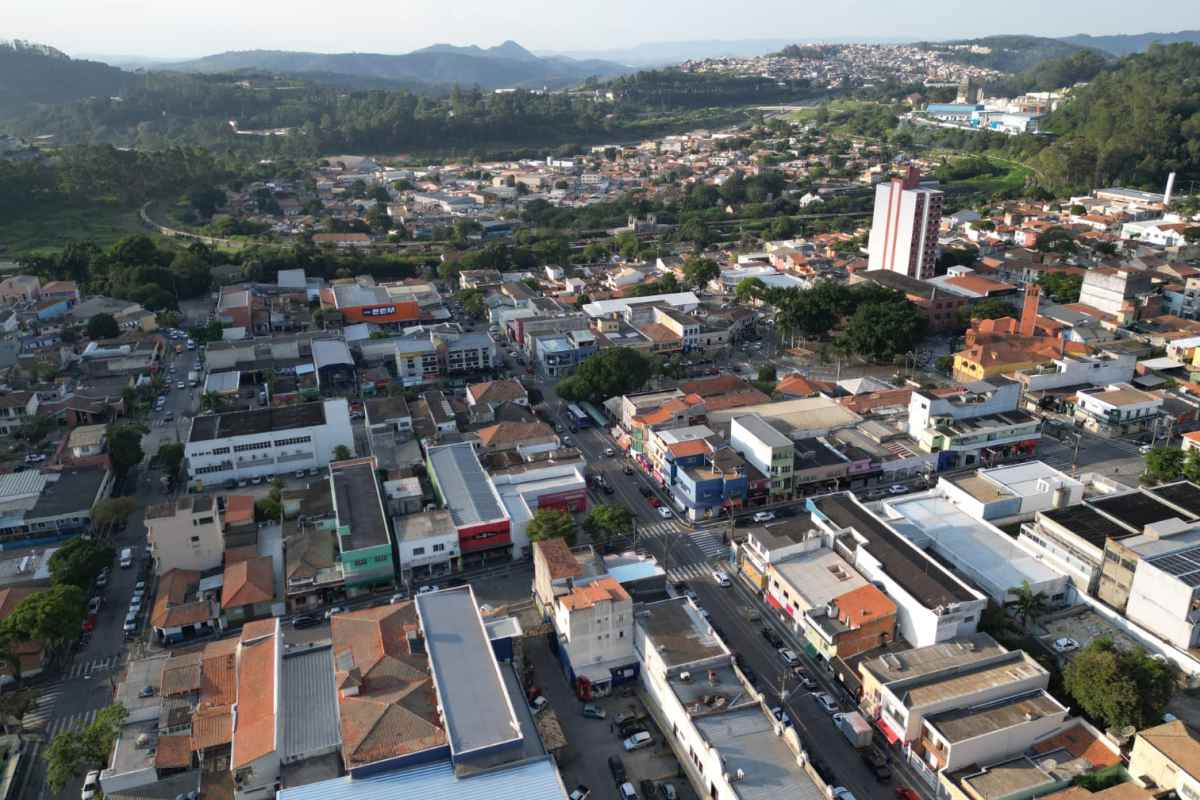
[221,556,275,609]
[833,584,896,628]
[536,538,582,580]
[151,569,211,630]
[639,322,681,344]
[703,389,770,412]
[198,638,238,711]
[667,439,711,458]
[1031,721,1121,768]
[223,495,255,527]
[679,374,752,397]
[192,708,233,750]
[332,604,444,768]
[231,620,278,768]
[777,375,834,398]
[155,734,192,769]
[558,577,630,611]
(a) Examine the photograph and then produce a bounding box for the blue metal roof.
[278,755,567,800]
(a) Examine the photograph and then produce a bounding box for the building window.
[432,543,445,552]
[412,547,425,556]
[190,536,200,543]
[352,559,368,567]
[374,555,389,563]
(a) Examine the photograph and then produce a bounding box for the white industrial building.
[184,399,355,485]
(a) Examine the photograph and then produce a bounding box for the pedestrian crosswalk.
[65,654,122,679]
[45,707,100,738]
[637,520,729,559]
[20,680,63,731]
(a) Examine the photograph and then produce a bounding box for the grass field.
[934,153,1036,201]
[0,204,150,256]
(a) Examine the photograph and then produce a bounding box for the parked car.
[582,703,606,720]
[623,465,635,476]
[793,667,817,690]
[292,614,320,629]
[895,787,920,800]
[81,769,101,800]
[862,747,892,782]
[1053,637,1080,653]
[569,787,591,800]
[752,511,775,523]
[661,784,678,800]
[813,692,839,714]
[604,448,616,457]
[622,731,653,751]
[389,593,407,604]
[711,570,731,587]
[608,755,627,784]
[648,496,661,507]
[417,585,439,595]
[638,486,653,497]
[657,506,672,519]
[888,484,908,495]
[770,705,794,728]
[530,696,550,715]
[761,627,784,648]
[324,606,346,619]
[778,648,799,666]
[618,783,639,800]
[138,685,157,698]
[833,788,858,800]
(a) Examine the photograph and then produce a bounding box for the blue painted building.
[671,447,750,522]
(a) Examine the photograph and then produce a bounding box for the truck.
[188,370,200,387]
[833,711,873,749]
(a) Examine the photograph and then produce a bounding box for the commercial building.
[321,279,425,326]
[730,414,795,501]
[553,576,638,695]
[908,380,1040,470]
[393,510,459,582]
[426,442,512,567]
[873,491,1069,606]
[1073,383,1163,439]
[1077,267,1154,324]
[533,329,598,376]
[0,467,114,545]
[330,457,395,589]
[809,493,987,647]
[867,167,944,280]
[185,399,355,485]
[1129,720,1200,795]
[937,462,1083,524]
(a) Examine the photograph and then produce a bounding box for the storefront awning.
[876,716,902,745]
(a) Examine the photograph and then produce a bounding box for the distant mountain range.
[1057,30,1200,56]
[161,40,631,89]
[538,39,803,67]
[0,40,133,118]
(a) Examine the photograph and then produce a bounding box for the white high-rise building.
[867,167,944,280]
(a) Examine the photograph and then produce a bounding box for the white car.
[752,511,774,523]
[888,484,908,495]
[1053,637,1080,653]
[779,648,799,666]
[712,570,732,587]
[176,382,186,390]
[657,506,673,519]
[81,770,100,800]
[324,605,346,619]
[813,692,839,714]
[569,787,591,800]
[530,695,550,715]
[622,730,653,751]
[417,585,439,595]
[833,788,857,800]
[604,448,616,457]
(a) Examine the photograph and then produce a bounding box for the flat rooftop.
[1089,490,1195,531]
[927,690,1064,744]
[811,493,977,607]
[958,755,1060,800]
[883,493,1064,600]
[1148,481,1200,518]
[637,597,728,669]
[282,645,340,760]
[1040,505,1136,547]
[772,548,867,610]
[427,443,506,527]
[189,401,326,442]
[692,707,825,800]
[331,462,389,551]
[904,652,1046,708]
[416,586,520,756]
[863,633,1004,685]
[277,756,567,800]
[750,515,821,551]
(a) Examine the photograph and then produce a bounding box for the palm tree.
[1011,580,1048,630]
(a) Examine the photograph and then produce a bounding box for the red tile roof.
[221,556,275,609]
[558,577,631,611]
[232,620,279,768]
[535,538,582,580]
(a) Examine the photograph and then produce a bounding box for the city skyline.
[7,0,1200,61]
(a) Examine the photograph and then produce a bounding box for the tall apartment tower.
[866,166,944,280]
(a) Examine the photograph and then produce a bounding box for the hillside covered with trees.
[0,41,134,119]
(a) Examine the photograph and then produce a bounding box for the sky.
[7,0,1200,59]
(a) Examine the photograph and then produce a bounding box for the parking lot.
[525,634,691,800]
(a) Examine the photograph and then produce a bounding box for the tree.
[682,256,720,290]
[836,300,928,362]
[757,365,777,383]
[91,497,137,530]
[555,348,654,404]
[527,508,576,545]
[735,277,766,304]
[1144,447,1186,484]
[583,504,633,550]
[1037,272,1084,304]
[1184,227,1200,245]
[964,297,1018,322]
[107,424,145,477]
[460,288,486,319]
[1,584,86,648]
[85,313,119,341]
[47,539,115,589]
[45,703,128,792]
[333,444,352,461]
[1063,638,1175,730]
[1011,580,1048,629]
[158,441,184,483]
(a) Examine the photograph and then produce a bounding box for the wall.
[555,592,634,673]
[1126,563,1200,649]
[147,510,223,576]
[931,706,1068,773]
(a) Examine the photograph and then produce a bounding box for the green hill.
[916,35,1097,74]
[1059,31,1200,57]
[0,40,133,118]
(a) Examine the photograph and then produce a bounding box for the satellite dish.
[1120,725,1137,739]
[1042,759,1057,771]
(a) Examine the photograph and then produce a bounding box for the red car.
[895,787,920,800]
[648,497,661,508]
[82,613,97,632]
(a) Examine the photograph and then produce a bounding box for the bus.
[580,402,608,428]
[566,403,591,430]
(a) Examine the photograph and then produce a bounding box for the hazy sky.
[8,0,1200,58]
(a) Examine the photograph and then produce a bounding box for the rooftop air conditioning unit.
[679,671,692,682]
